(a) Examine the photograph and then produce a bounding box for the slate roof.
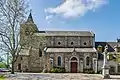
[46,48,97,53]
[95,42,119,60]
[95,42,118,52]
[35,31,94,36]
[26,12,34,23]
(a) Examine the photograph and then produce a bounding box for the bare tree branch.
[1,36,12,52]
[0,31,13,49]
[0,0,28,74]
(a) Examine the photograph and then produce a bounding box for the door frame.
[69,56,79,73]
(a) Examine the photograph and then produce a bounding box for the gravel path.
[4,73,120,80]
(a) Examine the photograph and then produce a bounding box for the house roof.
[45,48,97,53]
[95,42,118,52]
[95,42,120,60]
[34,31,94,37]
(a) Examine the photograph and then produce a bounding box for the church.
[14,13,120,74]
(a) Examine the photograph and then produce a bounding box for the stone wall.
[18,19,95,73]
[28,48,44,72]
[14,56,29,72]
[47,52,97,72]
[46,36,94,48]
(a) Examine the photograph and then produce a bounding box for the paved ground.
[3,73,120,80]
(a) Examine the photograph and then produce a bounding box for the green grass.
[0,75,5,80]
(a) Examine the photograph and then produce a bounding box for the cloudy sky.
[29,0,120,41]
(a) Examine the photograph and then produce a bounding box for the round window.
[71,42,74,45]
[84,42,87,45]
[58,42,61,45]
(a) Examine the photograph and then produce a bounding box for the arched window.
[86,56,90,66]
[39,48,42,57]
[58,56,61,66]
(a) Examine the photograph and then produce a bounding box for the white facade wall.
[98,60,118,73]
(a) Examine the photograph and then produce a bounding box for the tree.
[0,62,7,68]
[0,0,28,74]
[0,56,4,62]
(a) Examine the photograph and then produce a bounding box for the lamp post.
[102,45,110,79]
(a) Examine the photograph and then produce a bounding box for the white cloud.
[45,0,108,18]
[45,15,53,24]
[45,15,53,20]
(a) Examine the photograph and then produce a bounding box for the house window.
[58,56,62,66]
[110,66,115,74]
[86,56,90,66]
[118,65,120,72]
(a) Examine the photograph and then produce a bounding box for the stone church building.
[14,13,120,74]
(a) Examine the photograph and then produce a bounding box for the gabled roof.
[35,31,94,37]
[95,42,117,52]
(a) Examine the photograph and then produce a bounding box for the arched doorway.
[71,57,77,73]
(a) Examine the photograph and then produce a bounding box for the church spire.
[26,10,34,23]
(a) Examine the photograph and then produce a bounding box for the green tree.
[116,52,120,63]
[0,62,7,68]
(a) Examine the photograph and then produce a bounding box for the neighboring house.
[14,13,120,74]
[96,41,120,74]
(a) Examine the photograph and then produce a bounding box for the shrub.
[0,75,5,80]
[83,68,95,74]
[97,70,102,74]
[50,67,65,73]
[0,62,7,68]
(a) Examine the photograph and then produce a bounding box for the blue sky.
[29,0,120,42]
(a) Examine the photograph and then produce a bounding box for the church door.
[71,62,77,73]
[71,57,77,73]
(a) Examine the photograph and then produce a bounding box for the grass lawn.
[0,75,5,80]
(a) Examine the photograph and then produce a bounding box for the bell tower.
[27,11,34,23]
[20,11,38,47]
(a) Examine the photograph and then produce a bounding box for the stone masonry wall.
[46,36,94,48]
[46,52,97,72]
[14,56,29,72]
